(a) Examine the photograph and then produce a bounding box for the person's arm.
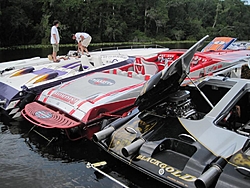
[53,34,58,44]
[80,35,85,41]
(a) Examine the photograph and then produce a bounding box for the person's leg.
[81,37,91,55]
[52,44,57,61]
[78,43,85,54]
[83,46,89,54]
[52,44,60,62]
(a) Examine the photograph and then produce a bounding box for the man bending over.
[72,32,92,57]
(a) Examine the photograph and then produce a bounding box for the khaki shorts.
[81,36,92,47]
[52,44,59,52]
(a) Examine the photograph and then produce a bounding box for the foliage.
[0,0,250,47]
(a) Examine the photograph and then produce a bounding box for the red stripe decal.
[42,88,56,103]
[69,82,143,116]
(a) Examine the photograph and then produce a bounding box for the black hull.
[97,141,182,188]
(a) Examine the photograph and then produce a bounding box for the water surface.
[0,43,193,63]
[0,120,167,188]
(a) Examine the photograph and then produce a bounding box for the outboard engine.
[156,90,198,119]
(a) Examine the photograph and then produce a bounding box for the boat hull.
[0,58,134,119]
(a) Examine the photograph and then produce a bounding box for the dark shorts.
[52,44,59,52]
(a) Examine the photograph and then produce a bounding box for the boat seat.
[81,56,94,68]
[118,70,127,76]
[134,57,145,74]
[127,71,137,78]
[111,68,122,75]
[134,57,159,75]
[89,56,103,67]
[133,73,145,80]
[141,58,159,75]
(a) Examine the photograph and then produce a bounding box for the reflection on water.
[0,119,167,188]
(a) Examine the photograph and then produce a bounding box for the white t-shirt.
[75,32,90,43]
[50,26,60,44]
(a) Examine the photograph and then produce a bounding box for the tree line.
[0,0,250,47]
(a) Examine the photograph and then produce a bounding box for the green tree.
[1,0,250,47]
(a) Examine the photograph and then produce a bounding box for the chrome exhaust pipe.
[93,126,115,142]
[121,138,145,157]
[93,109,139,142]
[195,157,227,188]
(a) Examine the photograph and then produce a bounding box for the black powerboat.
[93,35,250,188]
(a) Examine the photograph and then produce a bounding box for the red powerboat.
[22,35,250,142]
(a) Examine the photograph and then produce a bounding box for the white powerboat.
[0,47,170,120]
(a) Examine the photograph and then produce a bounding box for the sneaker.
[73,52,78,56]
[86,54,91,57]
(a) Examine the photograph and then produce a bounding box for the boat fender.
[93,109,139,142]
[194,157,227,188]
[122,138,145,157]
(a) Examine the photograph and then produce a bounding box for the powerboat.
[0,47,172,120]
[21,35,250,142]
[0,56,60,72]
[21,54,167,141]
[20,37,206,141]
[201,36,250,52]
[93,36,250,188]
[0,56,51,73]
[0,45,170,75]
[201,36,236,52]
[0,52,79,73]
[134,47,250,84]
[88,45,170,57]
[0,54,131,119]
[0,45,169,71]
[226,41,250,50]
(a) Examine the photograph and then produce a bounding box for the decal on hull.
[137,155,197,186]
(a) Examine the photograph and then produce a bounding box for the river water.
[0,43,193,188]
[0,119,168,188]
[0,43,193,63]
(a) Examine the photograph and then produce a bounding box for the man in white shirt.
[72,32,92,57]
[50,20,60,62]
